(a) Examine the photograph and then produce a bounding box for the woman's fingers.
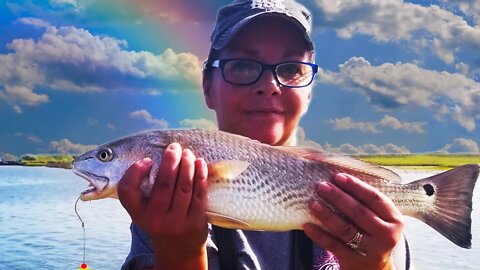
[315,175,402,236]
[169,149,196,216]
[188,158,208,219]
[304,223,361,259]
[315,180,382,234]
[308,200,370,254]
[307,173,405,267]
[142,143,207,223]
[118,158,152,222]
[118,142,209,258]
[147,143,182,213]
[334,173,402,223]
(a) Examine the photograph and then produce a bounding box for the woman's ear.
[203,71,214,109]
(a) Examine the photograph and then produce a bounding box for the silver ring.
[346,231,363,250]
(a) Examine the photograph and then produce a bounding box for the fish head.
[72,132,165,201]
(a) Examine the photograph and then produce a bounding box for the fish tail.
[411,164,479,248]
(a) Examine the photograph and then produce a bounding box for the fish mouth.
[72,168,109,200]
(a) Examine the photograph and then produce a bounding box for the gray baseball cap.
[210,0,314,51]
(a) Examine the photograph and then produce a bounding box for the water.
[399,170,480,270]
[0,166,479,269]
[0,166,131,269]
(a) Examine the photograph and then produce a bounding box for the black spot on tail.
[423,184,435,196]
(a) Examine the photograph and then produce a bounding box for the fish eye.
[96,148,113,162]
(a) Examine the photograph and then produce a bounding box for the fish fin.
[140,158,160,198]
[408,164,479,248]
[275,145,327,159]
[276,146,401,183]
[207,211,252,230]
[147,142,169,149]
[207,160,250,182]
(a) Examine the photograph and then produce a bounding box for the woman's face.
[203,16,313,146]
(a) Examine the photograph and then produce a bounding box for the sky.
[0,0,479,160]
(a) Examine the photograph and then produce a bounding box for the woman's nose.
[254,69,281,96]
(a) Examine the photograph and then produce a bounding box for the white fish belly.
[207,188,313,231]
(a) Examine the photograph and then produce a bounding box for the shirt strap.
[292,230,313,270]
[213,225,239,270]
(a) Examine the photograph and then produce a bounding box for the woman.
[118,1,410,269]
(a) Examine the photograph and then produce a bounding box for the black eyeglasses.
[205,59,318,88]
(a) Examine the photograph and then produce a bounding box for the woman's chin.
[241,126,286,145]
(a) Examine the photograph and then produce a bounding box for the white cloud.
[440,138,479,153]
[313,0,480,67]
[156,11,182,24]
[330,115,426,134]
[0,85,49,106]
[379,115,426,133]
[15,132,43,143]
[86,118,116,130]
[323,142,411,155]
[440,0,480,25]
[320,57,480,131]
[13,105,22,114]
[0,25,203,108]
[456,62,470,75]
[330,117,380,133]
[87,117,99,126]
[130,109,169,128]
[0,152,18,161]
[296,127,323,148]
[49,0,77,6]
[180,118,217,129]
[50,138,96,154]
[18,17,51,28]
[277,129,412,154]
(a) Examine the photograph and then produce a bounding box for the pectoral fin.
[207,211,252,230]
[207,160,250,183]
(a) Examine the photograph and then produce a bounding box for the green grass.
[16,153,480,170]
[19,154,75,169]
[357,154,480,170]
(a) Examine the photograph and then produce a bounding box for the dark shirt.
[121,223,411,270]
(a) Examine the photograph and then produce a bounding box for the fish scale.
[72,128,479,248]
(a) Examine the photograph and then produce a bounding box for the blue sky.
[0,0,479,159]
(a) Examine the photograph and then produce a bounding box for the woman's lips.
[244,108,284,118]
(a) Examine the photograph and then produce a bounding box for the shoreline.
[0,161,24,166]
[0,163,451,172]
[1,153,478,170]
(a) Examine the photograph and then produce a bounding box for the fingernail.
[139,157,152,165]
[168,143,179,150]
[303,223,314,233]
[318,182,331,192]
[199,158,207,170]
[183,148,193,157]
[335,173,348,184]
[312,201,323,213]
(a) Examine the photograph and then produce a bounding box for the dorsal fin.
[275,146,328,160]
[276,146,401,183]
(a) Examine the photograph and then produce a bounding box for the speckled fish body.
[72,129,479,248]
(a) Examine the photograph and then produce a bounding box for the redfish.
[72,129,479,248]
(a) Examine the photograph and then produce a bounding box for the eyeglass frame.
[204,58,319,88]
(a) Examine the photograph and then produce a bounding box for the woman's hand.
[118,143,209,270]
[304,173,404,270]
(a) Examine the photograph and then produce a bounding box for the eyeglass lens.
[223,60,314,87]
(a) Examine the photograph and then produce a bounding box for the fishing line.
[75,196,90,269]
